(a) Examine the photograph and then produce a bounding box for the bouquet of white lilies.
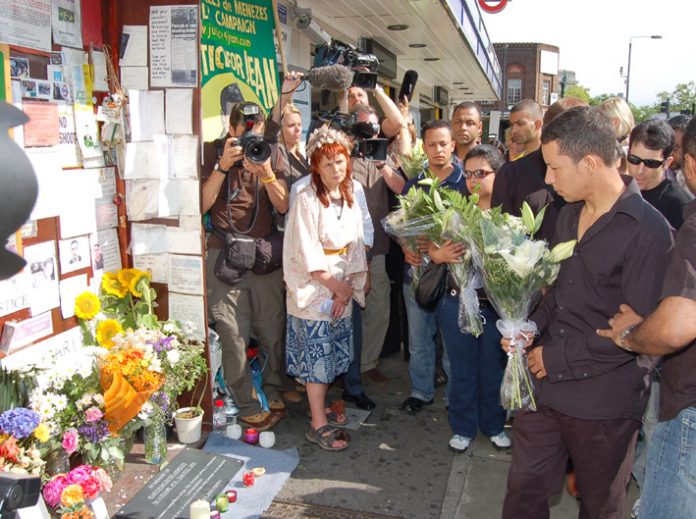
[471,203,576,410]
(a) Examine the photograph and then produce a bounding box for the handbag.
[252,230,283,274]
[415,262,448,311]
[213,230,257,286]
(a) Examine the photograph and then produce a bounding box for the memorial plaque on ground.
[116,447,244,518]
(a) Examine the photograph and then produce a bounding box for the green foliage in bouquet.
[0,367,32,413]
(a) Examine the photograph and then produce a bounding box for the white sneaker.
[449,435,471,452]
[490,431,511,449]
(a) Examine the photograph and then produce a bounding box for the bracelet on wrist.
[261,174,276,184]
[619,324,638,351]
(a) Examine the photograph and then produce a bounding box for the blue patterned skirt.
[286,315,353,384]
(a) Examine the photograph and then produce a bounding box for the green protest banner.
[200,0,279,141]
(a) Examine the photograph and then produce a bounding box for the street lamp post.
[625,35,662,104]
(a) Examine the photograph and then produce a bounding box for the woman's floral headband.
[306,124,353,157]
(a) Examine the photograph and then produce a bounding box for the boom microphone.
[306,64,355,90]
[399,70,418,103]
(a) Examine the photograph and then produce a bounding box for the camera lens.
[245,141,272,165]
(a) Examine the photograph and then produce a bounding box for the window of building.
[507,79,521,105]
[542,79,551,105]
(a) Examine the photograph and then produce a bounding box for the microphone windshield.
[306,65,355,90]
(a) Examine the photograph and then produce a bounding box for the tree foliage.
[564,84,591,104]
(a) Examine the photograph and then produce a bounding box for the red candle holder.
[243,471,255,487]
[243,428,259,444]
[226,489,238,503]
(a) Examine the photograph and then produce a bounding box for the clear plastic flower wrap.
[469,203,576,410]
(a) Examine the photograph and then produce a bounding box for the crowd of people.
[200,74,696,518]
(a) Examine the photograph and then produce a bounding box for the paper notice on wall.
[22,101,60,147]
[150,6,197,88]
[0,0,51,52]
[159,179,200,217]
[133,253,168,283]
[168,292,205,340]
[130,223,168,254]
[95,167,118,230]
[91,49,109,91]
[0,326,82,371]
[165,89,193,134]
[57,104,82,168]
[74,103,102,160]
[123,141,157,179]
[0,271,31,318]
[52,0,83,49]
[27,147,63,220]
[59,273,88,319]
[120,67,149,90]
[0,312,53,355]
[126,179,159,221]
[167,227,201,254]
[24,241,60,316]
[167,254,203,295]
[120,25,147,66]
[129,90,165,141]
[90,228,121,273]
[59,169,101,238]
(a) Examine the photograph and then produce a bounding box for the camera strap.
[225,168,260,236]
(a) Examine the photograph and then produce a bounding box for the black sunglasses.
[627,154,665,169]
[463,169,495,179]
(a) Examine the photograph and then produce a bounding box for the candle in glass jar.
[189,500,209,519]
[243,427,259,444]
[243,471,255,487]
[226,489,238,503]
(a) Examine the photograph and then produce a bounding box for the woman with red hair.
[283,126,368,451]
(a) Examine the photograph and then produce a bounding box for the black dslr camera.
[314,111,388,162]
[216,102,271,166]
[313,40,380,90]
[0,473,42,517]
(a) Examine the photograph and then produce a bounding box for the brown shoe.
[364,368,389,385]
[268,399,287,417]
[282,390,303,404]
[239,411,280,431]
[566,470,580,499]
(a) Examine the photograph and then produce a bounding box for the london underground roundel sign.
[478,0,509,13]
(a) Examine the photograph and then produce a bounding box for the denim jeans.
[639,405,696,519]
[437,296,507,438]
[632,377,660,489]
[343,300,365,397]
[403,283,449,402]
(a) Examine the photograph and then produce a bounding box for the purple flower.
[153,336,175,352]
[0,408,40,439]
[78,421,110,444]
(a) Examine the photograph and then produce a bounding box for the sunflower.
[96,319,124,349]
[101,272,128,298]
[116,269,140,292]
[74,292,101,320]
[128,269,151,298]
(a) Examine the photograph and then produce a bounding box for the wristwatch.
[619,324,638,351]
[214,161,230,175]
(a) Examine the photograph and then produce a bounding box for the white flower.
[149,358,162,373]
[498,240,548,279]
[138,402,154,420]
[162,322,178,334]
[166,349,180,365]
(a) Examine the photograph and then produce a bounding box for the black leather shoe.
[400,396,434,414]
[342,392,376,410]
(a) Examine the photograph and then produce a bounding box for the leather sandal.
[308,400,348,426]
[305,425,350,451]
[268,399,287,417]
[238,410,280,431]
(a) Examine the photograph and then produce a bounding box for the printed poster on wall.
[150,5,198,88]
[0,0,51,52]
[200,0,279,142]
[51,0,83,49]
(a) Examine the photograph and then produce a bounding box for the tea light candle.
[258,431,275,448]
[243,471,255,487]
[227,423,242,440]
[243,427,259,444]
[189,500,209,519]
[226,489,238,503]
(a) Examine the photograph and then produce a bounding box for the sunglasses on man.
[463,169,495,179]
[626,154,666,169]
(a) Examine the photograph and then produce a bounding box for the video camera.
[314,111,388,162]
[216,102,272,166]
[313,40,380,90]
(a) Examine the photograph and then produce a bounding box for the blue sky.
[481,0,694,106]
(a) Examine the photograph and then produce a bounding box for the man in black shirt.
[502,107,673,518]
[627,119,691,229]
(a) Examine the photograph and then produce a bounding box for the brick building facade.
[489,42,560,112]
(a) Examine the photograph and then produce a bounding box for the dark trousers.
[342,300,364,397]
[503,404,640,519]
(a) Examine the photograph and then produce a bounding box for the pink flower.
[92,467,113,493]
[84,407,104,423]
[67,465,92,485]
[42,474,70,508]
[62,429,79,455]
[81,476,101,501]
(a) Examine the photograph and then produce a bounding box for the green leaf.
[433,189,445,212]
[533,205,547,236]
[548,240,577,263]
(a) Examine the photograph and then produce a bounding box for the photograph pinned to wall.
[51,0,83,49]
[58,235,90,274]
[47,65,64,82]
[23,240,60,315]
[90,228,121,273]
[52,81,72,102]
[20,80,37,98]
[9,57,29,79]
[36,80,52,100]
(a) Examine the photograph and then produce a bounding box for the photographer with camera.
[202,101,289,431]
[342,84,406,140]
[348,103,405,388]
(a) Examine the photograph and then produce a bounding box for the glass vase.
[45,448,70,476]
[143,422,167,465]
